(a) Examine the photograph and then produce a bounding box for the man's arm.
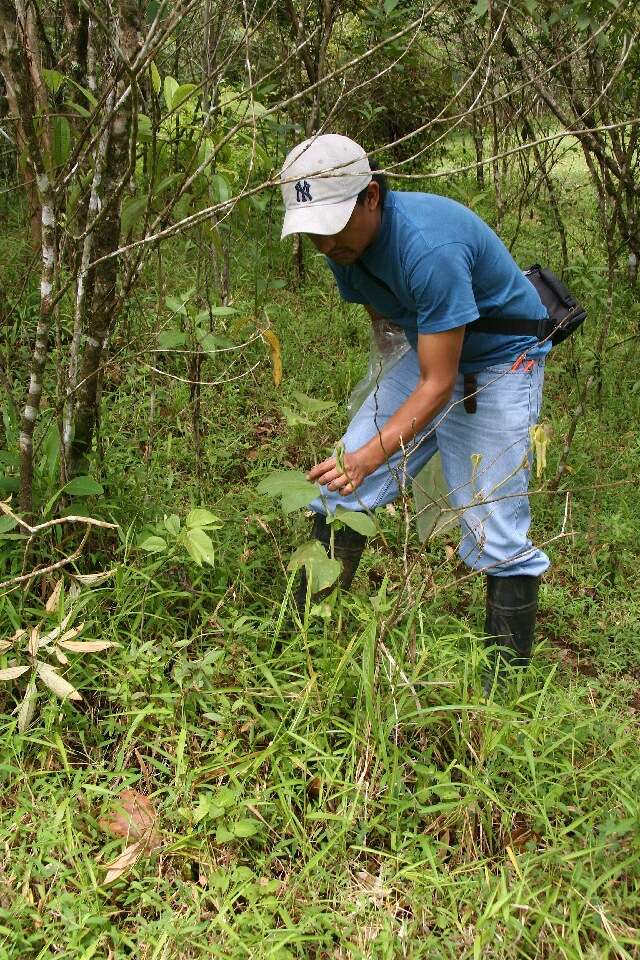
[308,325,465,496]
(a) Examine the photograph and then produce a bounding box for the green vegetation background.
[1,138,640,959]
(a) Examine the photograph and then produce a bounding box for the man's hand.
[307,446,377,496]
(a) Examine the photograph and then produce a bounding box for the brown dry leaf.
[73,570,116,586]
[102,837,147,885]
[56,623,85,645]
[41,612,73,646]
[53,648,69,666]
[58,639,115,653]
[35,661,82,700]
[444,545,456,563]
[17,680,38,734]
[45,579,63,613]
[28,628,40,657]
[10,629,27,644]
[0,640,13,653]
[0,665,30,682]
[262,329,282,387]
[99,789,161,847]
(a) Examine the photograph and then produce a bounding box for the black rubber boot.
[484,574,540,685]
[294,513,367,613]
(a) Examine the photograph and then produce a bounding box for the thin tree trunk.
[70,0,141,472]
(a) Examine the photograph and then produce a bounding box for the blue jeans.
[311,350,549,578]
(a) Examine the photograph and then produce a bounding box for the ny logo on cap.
[295,180,312,203]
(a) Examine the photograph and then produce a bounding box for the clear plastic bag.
[347,318,456,543]
[346,318,410,418]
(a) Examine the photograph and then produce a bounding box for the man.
[279,133,551,674]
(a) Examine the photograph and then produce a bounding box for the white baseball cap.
[280,134,372,239]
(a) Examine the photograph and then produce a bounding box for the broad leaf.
[42,68,65,93]
[281,406,315,428]
[257,471,317,514]
[150,61,161,95]
[334,506,377,538]
[291,391,336,414]
[158,329,186,350]
[138,535,167,553]
[172,83,198,111]
[231,818,259,838]
[0,515,18,534]
[164,514,181,536]
[163,75,178,110]
[184,527,215,566]
[63,476,103,497]
[186,509,221,530]
[287,541,341,593]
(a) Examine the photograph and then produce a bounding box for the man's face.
[306,182,381,265]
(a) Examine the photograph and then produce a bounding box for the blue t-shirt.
[327,190,551,374]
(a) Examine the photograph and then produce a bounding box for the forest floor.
[1,165,640,958]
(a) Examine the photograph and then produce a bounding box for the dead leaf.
[444,545,456,563]
[99,789,161,847]
[17,681,37,733]
[41,612,73,646]
[262,328,282,387]
[0,640,13,653]
[73,569,116,585]
[45,580,63,613]
[0,665,30,681]
[103,837,147,885]
[56,623,85,645]
[35,661,82,700]
[54,648,69,666]
[58,639,115,653]
[28,628,40,657]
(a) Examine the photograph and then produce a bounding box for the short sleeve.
[407,242,479,333]
[326,259,369,305]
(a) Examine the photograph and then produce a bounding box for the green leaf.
[208,305,238,317]
[186,508,222,530]
[0,515,18,534]
[63,476,103,497]
[384,0,400,12]
[281,406,315,429]
[210,174,231,204]
[164,514,180,536]
[470,0,489,17]
[163,75,178,110]
[158,329,187,349]
[172,83,198,112]
[287,541,341,593]
[0,450,19,469]
[53,116,71,169]
[166,294,189,315]
[65,100,91,119]
[257,470,318,514]
[184,527,215,566]
[212,786,237,807]
[150,61,161,95]
[231,819,259,838]
[291,391,336,414]
[42,69,65,94]
[215,824,234,843]
[121,196,147,235]
[138,535,167,553]
[334,506,377,538]
[0,477,19,493]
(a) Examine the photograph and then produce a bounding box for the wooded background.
[1,2,640,957]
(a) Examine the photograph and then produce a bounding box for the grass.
[1,161,640,958]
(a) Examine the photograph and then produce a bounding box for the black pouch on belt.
[463,373,477,414]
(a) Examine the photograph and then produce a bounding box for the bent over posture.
[279,134,551,674]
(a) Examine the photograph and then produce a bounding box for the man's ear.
[367,180,380,210]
